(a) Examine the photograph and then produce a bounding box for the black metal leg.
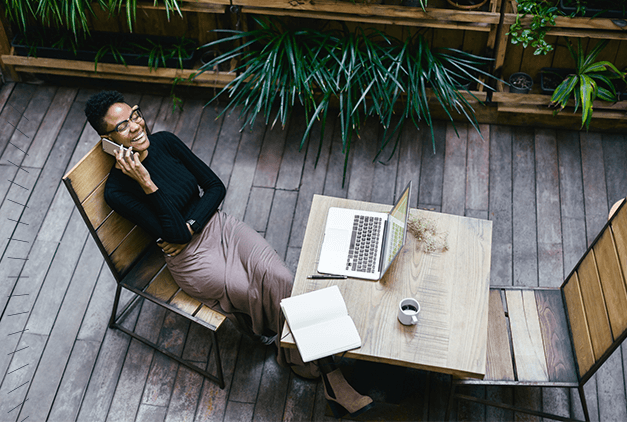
[579,385,591,422]
[109,284,123,329]
[445,382,457,421]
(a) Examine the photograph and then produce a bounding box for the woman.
[84,91,373,418]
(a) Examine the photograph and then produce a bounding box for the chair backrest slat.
[593,229,627,337]
[562,272,596,377]
[562,201,627,382]
[611,206,627,279]
[63,142,153,279]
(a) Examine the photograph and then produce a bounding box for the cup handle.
[411,315,418,325]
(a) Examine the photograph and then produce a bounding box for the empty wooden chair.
[447,199,627,421]
[63,142,226,388]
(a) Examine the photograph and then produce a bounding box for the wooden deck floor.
[1,81,626,422]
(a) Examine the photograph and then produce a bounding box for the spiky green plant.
[550,38,625,130]
[195,17,499,184]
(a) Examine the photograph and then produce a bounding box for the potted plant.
[509,72,534,93]
[11,27,198,71]
[195,18,500,183]
[559,0,627,17]
[446,0,488,10]
[550,38,626,129]
[508,0,561,56]
[540,67,573,93]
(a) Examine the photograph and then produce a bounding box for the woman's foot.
[322,368,374,418]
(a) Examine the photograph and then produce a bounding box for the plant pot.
[446,0,488,10]
[560,0,626,18]
[509,72,533,94]
[12,29,198,69]
[540,68,574,94]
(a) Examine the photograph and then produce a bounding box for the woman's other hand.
[115,147,158,194]
[157,239,189,257]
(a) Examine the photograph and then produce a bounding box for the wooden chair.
[447,199,627,421]
[62,142,227,388]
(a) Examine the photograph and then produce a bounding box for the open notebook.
[280,286,361,362]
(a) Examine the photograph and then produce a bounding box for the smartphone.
[102,138,131,156]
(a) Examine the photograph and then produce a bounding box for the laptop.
[317,181,412,280]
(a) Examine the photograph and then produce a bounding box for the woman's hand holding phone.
[115,147,158,194]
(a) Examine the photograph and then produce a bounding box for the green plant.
[550,38,626,129]
[508,0,560,55]
[1,0,183,37]
[196,18,498,184]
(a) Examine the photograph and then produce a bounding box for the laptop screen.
[380,181,412,276]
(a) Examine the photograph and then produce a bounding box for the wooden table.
[281,195,493,379]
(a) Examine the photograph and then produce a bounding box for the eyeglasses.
[104,106,143,135]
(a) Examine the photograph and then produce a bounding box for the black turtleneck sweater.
[104,131,226,244]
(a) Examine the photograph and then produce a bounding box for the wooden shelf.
[492,92,627,120]
[236,0,500,31]
[0,55,236,88]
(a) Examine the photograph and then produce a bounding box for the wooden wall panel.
[593,229,627,338]
[577,252,613,360]
[563,273,595,377]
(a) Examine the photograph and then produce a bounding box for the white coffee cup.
[398,298,420,325]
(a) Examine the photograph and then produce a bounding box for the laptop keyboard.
[346,215,382,273]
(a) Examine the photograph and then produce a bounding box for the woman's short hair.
[85,91,125,135]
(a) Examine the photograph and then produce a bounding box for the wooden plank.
[2,85,57,166]
[534,128,563,288]
[580,132,609,245]
[394,122,421,208]
[96,213,136,254]
[195,305,227,329]
[485,289,515,381]
[145,269,180,302]
[347,118,379,202]
[505,289,549,381]
[593,229,627,338]
[228,335,266,402]
[190,103,224,166]
[558,130,588,276]
[0,83,36,153]
[275,114,307,191]
[465,124,489,217]
[322,117,350,198]
[46,339,100,421]
[243,187,273,233]
[488,125,513,286]
[169,290,203,315]
[252,347,291,421]
[122,246,166,290]
[442,122,468,216]
[164,366,203,422]
[18,237,103,421]
[22,87,77,168]
[173,98,205,148]
[418,121,446,210]
[109,225,153,275]
[611,202,627,278]
[221,122,265,221]
[265,189,298,260]
[209,106,243,187]
[512,126,537,287]
[254,120,288,188]
[577,252,613,361]
[535,289,578,382]
[64,143,115,203]
[289,113,335,249]
[82,180,112,229]
[603,133,627,209]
